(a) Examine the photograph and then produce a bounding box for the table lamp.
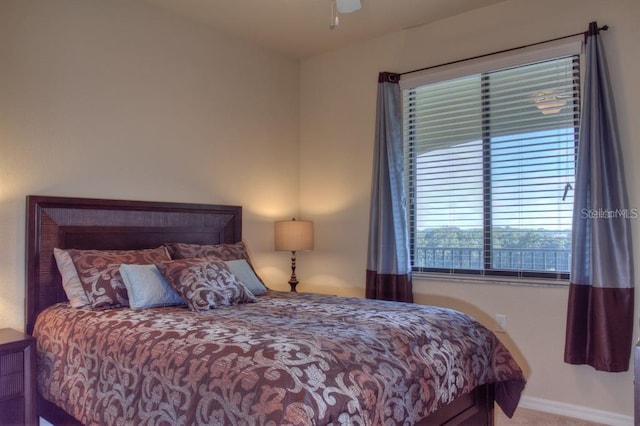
[274,218,314,292]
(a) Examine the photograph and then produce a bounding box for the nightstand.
[0,329,37,426]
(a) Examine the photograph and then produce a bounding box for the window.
[402,49,580,280]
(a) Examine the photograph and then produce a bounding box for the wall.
[0,0,301,330]
[300,0,640,419]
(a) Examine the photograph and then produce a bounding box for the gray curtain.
[366,72,413,302]
[564,22,634,372]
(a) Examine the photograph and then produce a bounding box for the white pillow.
[119,264,185,310]
[53,248,90,308]
[225,259,267,296]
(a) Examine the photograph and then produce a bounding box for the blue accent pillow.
[119,264,185,310]
[225,259,267,296]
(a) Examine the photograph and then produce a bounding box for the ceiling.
[139,0,508,59]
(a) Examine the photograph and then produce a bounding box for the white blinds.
[403,55,580,277]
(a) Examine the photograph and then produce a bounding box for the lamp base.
[288,278,299,292]
[288,250,298,292]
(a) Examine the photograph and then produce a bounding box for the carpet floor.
[496,406,608,425]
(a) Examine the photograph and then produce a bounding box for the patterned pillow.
[68,247,171,310]
[166,241,251,262]
[155,257,257,312]
[165,241,266,288]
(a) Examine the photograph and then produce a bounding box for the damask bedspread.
[33,291,525,425]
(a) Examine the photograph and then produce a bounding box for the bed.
[25,195,525,425]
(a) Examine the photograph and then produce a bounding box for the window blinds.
[403,55,580,277]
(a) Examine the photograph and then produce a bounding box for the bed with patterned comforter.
[33,291,525,425]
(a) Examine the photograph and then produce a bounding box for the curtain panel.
[366,72,413,303]
[564,22,634,372]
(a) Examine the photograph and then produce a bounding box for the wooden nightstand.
[0,329,37,426]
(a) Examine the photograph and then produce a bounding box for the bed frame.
[24,195,495,425]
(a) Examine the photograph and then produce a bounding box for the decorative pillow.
[166,241,252,262]
[68,247,171,310]
[119,264,185,310]
[53,248,90,308]
[225,259,267,296]
[166,241,267,288]
[156,257,257,312]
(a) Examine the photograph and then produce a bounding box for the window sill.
[412,271,569,288]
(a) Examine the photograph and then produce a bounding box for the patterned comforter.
[34,291,525,425]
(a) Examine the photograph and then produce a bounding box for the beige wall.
[300,0,640,418]
[0,0,301,329]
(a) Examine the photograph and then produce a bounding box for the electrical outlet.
[495,314,506,333]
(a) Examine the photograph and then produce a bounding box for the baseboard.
[519,396,633,426]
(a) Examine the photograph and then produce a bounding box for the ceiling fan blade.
[336,0,361,14]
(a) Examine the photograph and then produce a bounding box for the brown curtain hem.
[564,284,634,372]
[366,270,413,303]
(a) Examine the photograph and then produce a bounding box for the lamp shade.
[274,219,314,252]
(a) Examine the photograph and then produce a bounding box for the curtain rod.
[400,24,608,77]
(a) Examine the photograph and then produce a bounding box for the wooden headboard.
[25,195,242,334]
